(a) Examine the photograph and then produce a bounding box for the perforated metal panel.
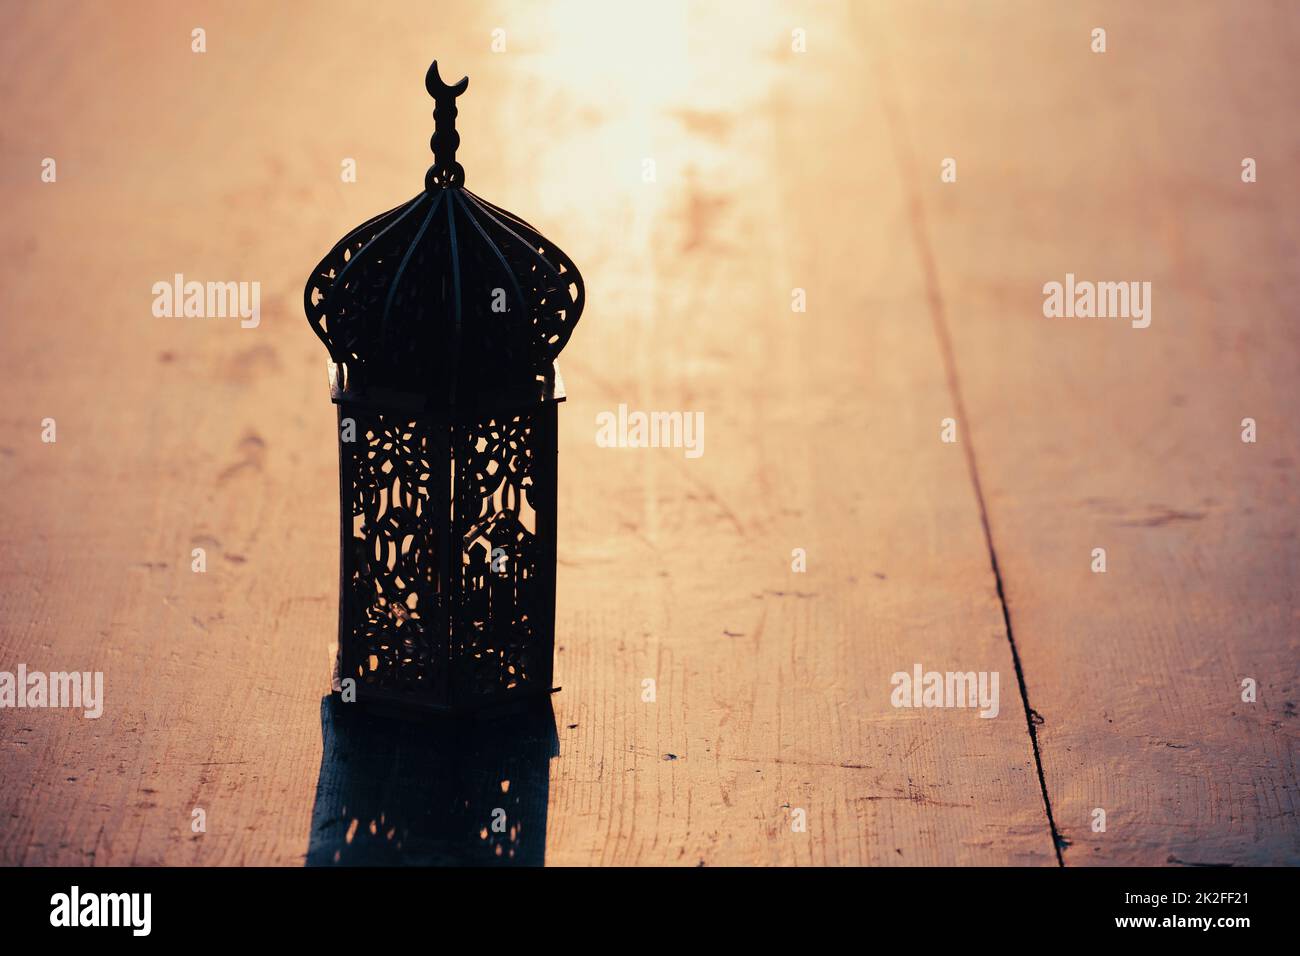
[337,401,557,712]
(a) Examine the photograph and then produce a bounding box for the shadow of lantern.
[307,697,558,866]
[304,60,584,717]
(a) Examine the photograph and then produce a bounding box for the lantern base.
[327,643,559,721]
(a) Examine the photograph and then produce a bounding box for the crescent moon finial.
[426,60,469,99]
[424,61,469,190]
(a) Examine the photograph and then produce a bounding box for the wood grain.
[867,1,1300,865]
[0,0,1293,867]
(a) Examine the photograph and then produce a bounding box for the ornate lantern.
[304,61,584,715]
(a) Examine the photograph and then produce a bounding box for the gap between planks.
[869,38,1067,868]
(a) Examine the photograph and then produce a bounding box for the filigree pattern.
[305,190,583,405]
[340,404,556,710]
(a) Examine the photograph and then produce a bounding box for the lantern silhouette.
[304,61,584,715]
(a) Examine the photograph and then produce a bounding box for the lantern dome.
[304,61,585,408]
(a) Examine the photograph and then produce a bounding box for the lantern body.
[306,62,584,717]
[333,371,561,714]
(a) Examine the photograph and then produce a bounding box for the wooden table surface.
[0,0,1295,866]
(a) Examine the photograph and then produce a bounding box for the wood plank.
[0,1,1054,865]
[868,2,1300,864]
